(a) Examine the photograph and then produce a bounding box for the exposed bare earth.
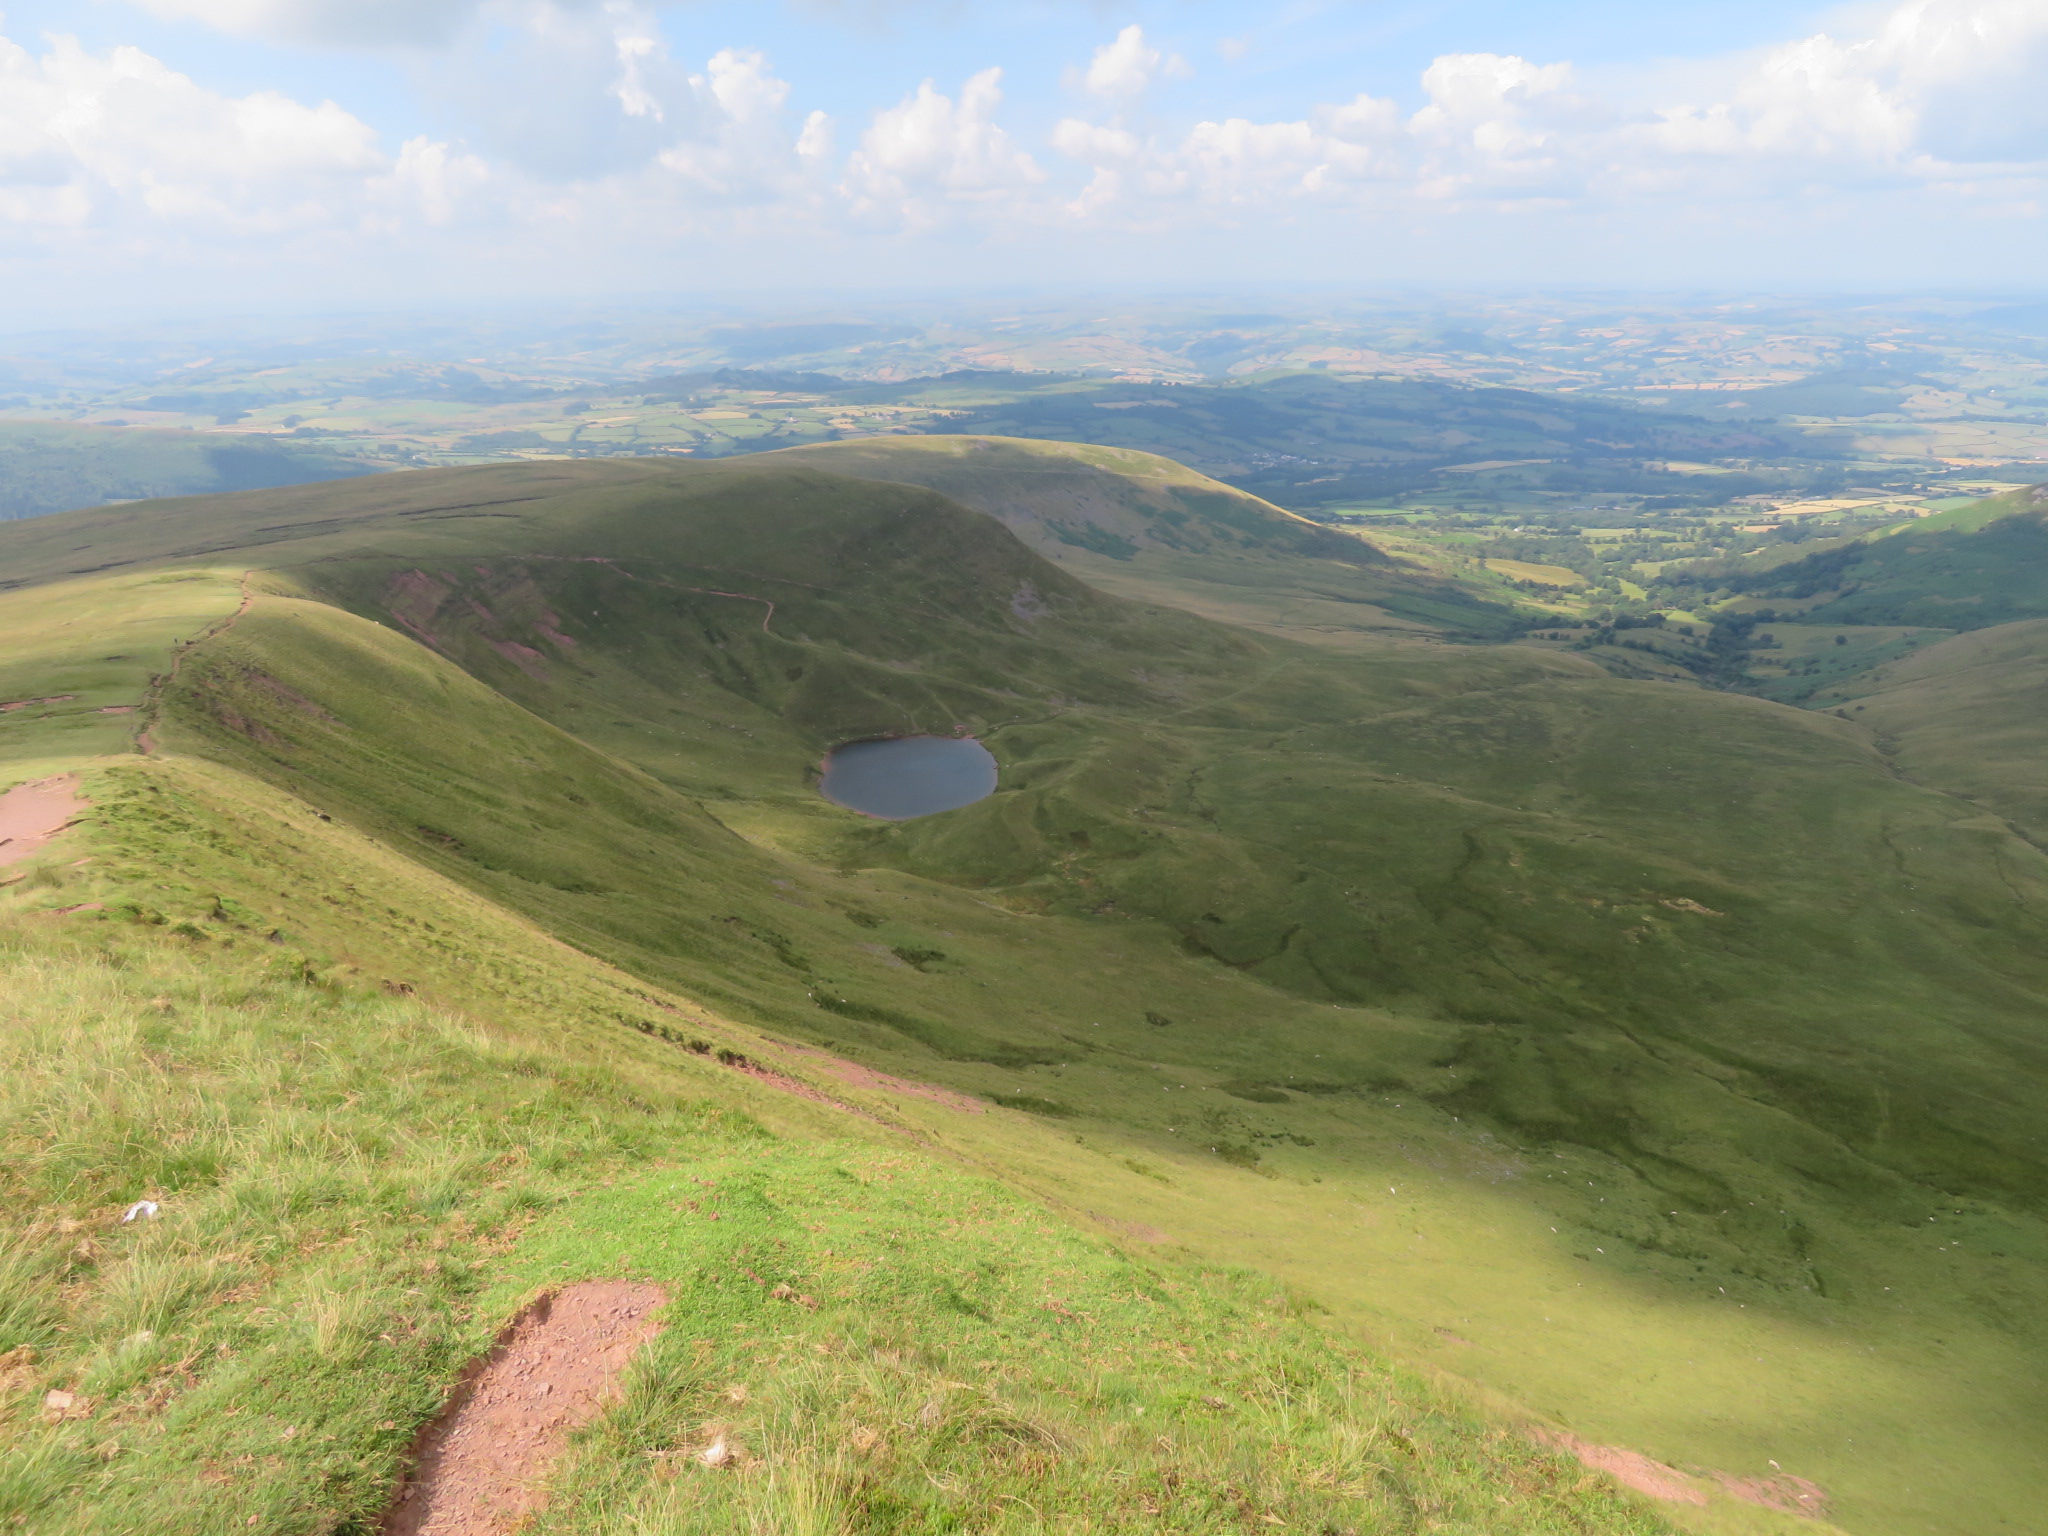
[774,1039,987,1113]
[1712,1469,1831,1517]
[1543,1433,1706,1507]
[0,775,85,869]
[382,1282,666,1536]
[1539,1431,1829,1520]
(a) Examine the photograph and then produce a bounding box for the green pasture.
[1742,624,1950,704]
[494,1151,1685,1536]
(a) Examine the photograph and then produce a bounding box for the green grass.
[4,456,2047,1533]
[0,760,1696,1536]
[0,568,244,771]
[763,436,1530,643]
[0,843,745,1534]
[1740,624,1951,705]
[491,1152,1679,1536]
[1809,616,2048,844]
[1700,485,2048,632]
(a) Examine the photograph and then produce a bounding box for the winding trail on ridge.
[136,570,256,754]
[552,557,783,635]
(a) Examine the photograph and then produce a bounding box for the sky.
[3,0,2046,321]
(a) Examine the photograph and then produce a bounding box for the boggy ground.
[2,455,2044,1534]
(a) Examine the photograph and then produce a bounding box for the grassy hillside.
[764,435,1528,644]
[1810,616,2048,846]
[1,756,1684,1536]
[1692,485,2048,630]
[4,457,2047,1534]
[0,420,382,522]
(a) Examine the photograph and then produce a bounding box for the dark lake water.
[819,735,998,820]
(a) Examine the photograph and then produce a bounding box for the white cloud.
[1405,54,1589,200]
[371,135,489,226]
[843,68,1043,224]
[796,109,835,165]
[610,9,672,122]
[656,49,826,203]
[431,3,695,180]
[1076,25,1180,101]
[0,22,812,260]
[1049,0,2048,225]
[14,0,2048,295]
[1646,0,2048,173]
[0,32,385,232]
[124,0,486,47]
[1647,35,1913,161]
[1051,90,1404,218]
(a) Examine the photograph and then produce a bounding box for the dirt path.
[1538,1431,1829,1520]
[1541,1433,1707,1507]
[515,554,787,633]
[382,1282,666,1536]
[137,571,255,754]
[0,776,85,869]
[770,1039,987,1113]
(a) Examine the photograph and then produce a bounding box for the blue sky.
[3,1,2045,319]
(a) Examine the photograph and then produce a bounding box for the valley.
[5,444,2048,1534]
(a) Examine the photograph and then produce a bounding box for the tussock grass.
[0,923,744,1534]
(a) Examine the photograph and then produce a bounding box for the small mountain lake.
[819,735,998,820]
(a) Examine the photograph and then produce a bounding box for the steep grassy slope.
[770,435,1383,566]
[1811,617,2048,846]
[765,435,1527,644]
[4,459,2047,1534]
[1,758,1685,1536]
[1699,484,2048,630]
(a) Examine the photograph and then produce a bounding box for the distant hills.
[875,370,1788,509]
[0,419,380,521]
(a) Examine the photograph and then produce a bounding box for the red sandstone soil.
[382,1282,666,1536]
[771,1040,987,1113]
[0,776,84,869]
[1539,1431,1829,1519]
[1542,1433,1707,1507]
[1712,1469,1831,1517]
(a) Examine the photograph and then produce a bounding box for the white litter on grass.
[121,1200,159,1223]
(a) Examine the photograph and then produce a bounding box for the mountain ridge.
[2,455,2045,1535]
